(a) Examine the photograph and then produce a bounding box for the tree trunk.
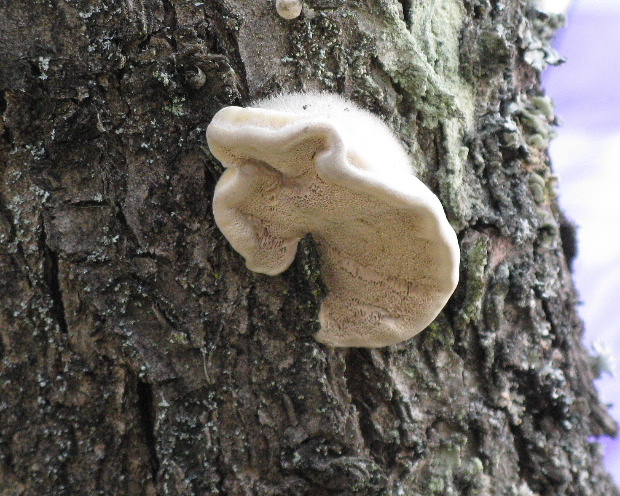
[0,0,617,495]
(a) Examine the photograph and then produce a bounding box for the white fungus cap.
[207,92,460,348]
[275,0,302,19]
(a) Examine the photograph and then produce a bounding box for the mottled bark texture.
[0,0,617,495]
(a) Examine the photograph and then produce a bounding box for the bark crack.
[136,379,160,482]
[342,349,381,451]
[398,0,412,29]
[0,90,13,144]
[41,222,69,335]
[0,192,17,243]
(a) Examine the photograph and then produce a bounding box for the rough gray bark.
[0,0,617,495]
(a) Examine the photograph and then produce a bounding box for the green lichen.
[513,482,539,496]
[165,95,188,116]
[509,94,558,155]
[521,9,565,71]
[535,206,559,249]
[376,0,473,125]
[456,233,490,327]
[532,170,559,205]
[169,330,190,345]
[425,320,456,347]
[438,123,473,230]
[153,69,173,87]
[414,432,489,495]
[372,0,476,229]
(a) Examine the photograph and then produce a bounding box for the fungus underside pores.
[207,93,460,348]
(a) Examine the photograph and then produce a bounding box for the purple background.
[543,0,620,485]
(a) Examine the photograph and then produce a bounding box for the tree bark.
[0,0,617,495]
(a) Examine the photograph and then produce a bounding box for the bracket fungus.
[207,93,460,348]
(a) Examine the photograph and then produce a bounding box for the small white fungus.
[276,0,302,19]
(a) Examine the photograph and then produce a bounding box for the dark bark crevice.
[201,1,250,101]
[0,91,12,144]
[41,222,69,335]
[136,378,160,483]
[342,349,391,463]
[508,421,539,492]
[397,0,412,29]
[0,192,17,243]
[161,0,178,37]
